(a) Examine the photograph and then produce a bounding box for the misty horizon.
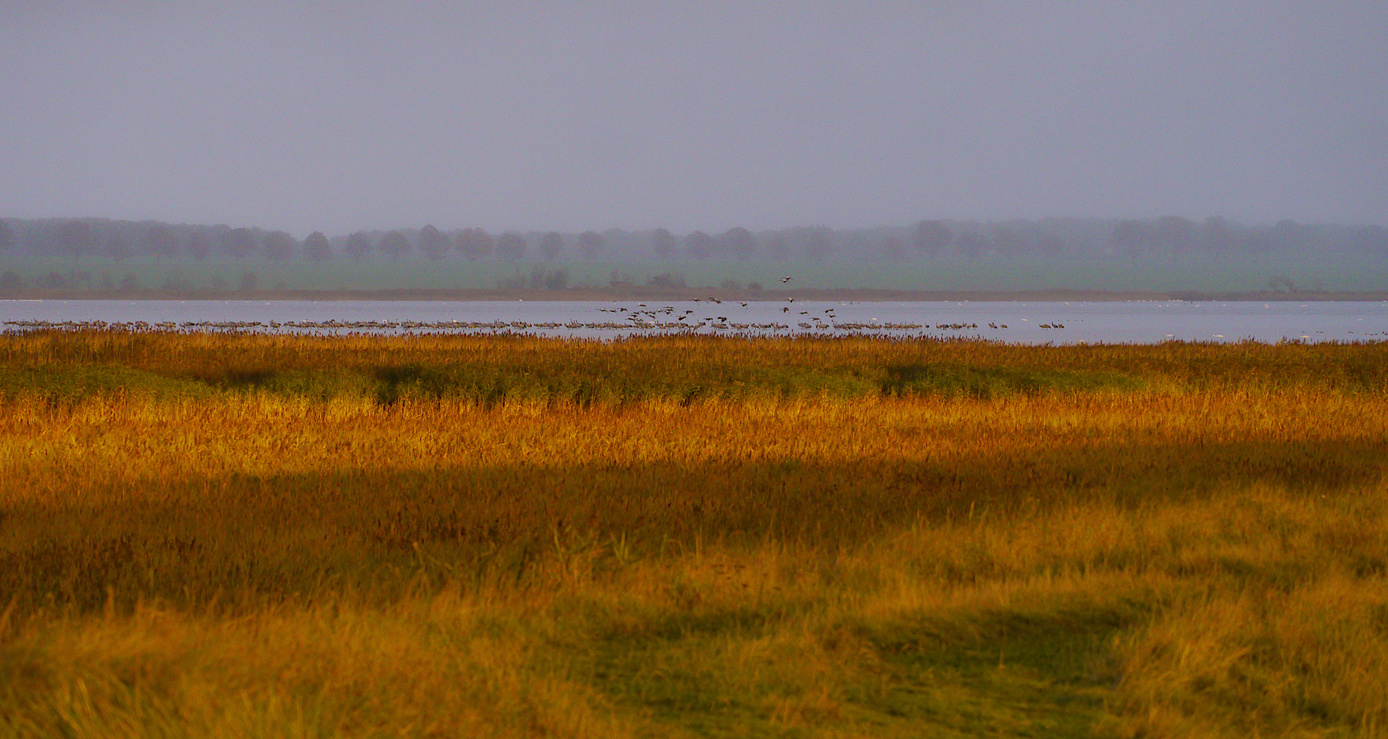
[4,212,1385,246]
[3,3,1385,235]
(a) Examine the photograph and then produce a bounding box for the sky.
[2,2,1385,236]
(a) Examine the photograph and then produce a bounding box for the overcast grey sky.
[2,2,1385,236]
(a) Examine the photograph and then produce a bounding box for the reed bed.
[1,330,1386,737]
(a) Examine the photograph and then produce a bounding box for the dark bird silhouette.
[781,276,792,283]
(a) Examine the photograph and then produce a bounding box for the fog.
[2,2,1385,236]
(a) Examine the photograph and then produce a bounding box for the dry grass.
[1,330,1386,737]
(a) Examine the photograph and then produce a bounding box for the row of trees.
[0,220,616,264]
[1101,216,1388,258]
[893,217,1388,261]
[1,219,831,264]
[3,216,1385,265]
[0,220,336,264]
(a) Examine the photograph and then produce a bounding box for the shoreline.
[3,287,1388,302]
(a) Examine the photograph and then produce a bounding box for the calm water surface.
[4,299,1387,344]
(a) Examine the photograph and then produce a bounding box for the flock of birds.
[530,282,1071,335]
[6,276,1383,341]
[0,276,1094,336]
[3,312,1061,337]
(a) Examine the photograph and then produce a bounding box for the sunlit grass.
[1,330,1386,736]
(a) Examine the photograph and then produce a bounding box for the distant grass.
[1,330,1386,736]
[4,252,1388,292]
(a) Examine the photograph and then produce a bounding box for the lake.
[3,299,1387,344]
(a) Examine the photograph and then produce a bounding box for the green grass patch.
[0,364,211,403]
[4,252,1388,292]
[881,363,1142,399]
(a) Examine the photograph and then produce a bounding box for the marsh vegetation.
[1,331,1386,736]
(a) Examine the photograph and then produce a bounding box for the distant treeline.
[2,216,1386,267]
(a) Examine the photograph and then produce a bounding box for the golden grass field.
[1,330,1386,737]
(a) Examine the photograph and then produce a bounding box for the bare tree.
[0,220,14,253]
[456,228,494,261]
[651,228,676,260]
[685,230,714,259]
[912,220,951,259]
[58,220,96,260]
[380,230,412,260]
[723,227,756,261]
[1200,216,1238,254]
[263,231,297,262]
[143,222,180,261]
[578,231,604,261]
[802,227,831,262]
[304,231,332,262]
[1155,216,1196,254]
[495,231,526,262]
[1109,220,1154,258]
[418,224,451,261]
[992,228,1025,259]
[955,231,988,261]
[765,233,790,262]
[1271,220,1305,254]
[221,228,257,260]
[539,231,564,262]
[103,232,134,262]
[344,232,373,261]
[187,231,212,261]
[237,270,259,292]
